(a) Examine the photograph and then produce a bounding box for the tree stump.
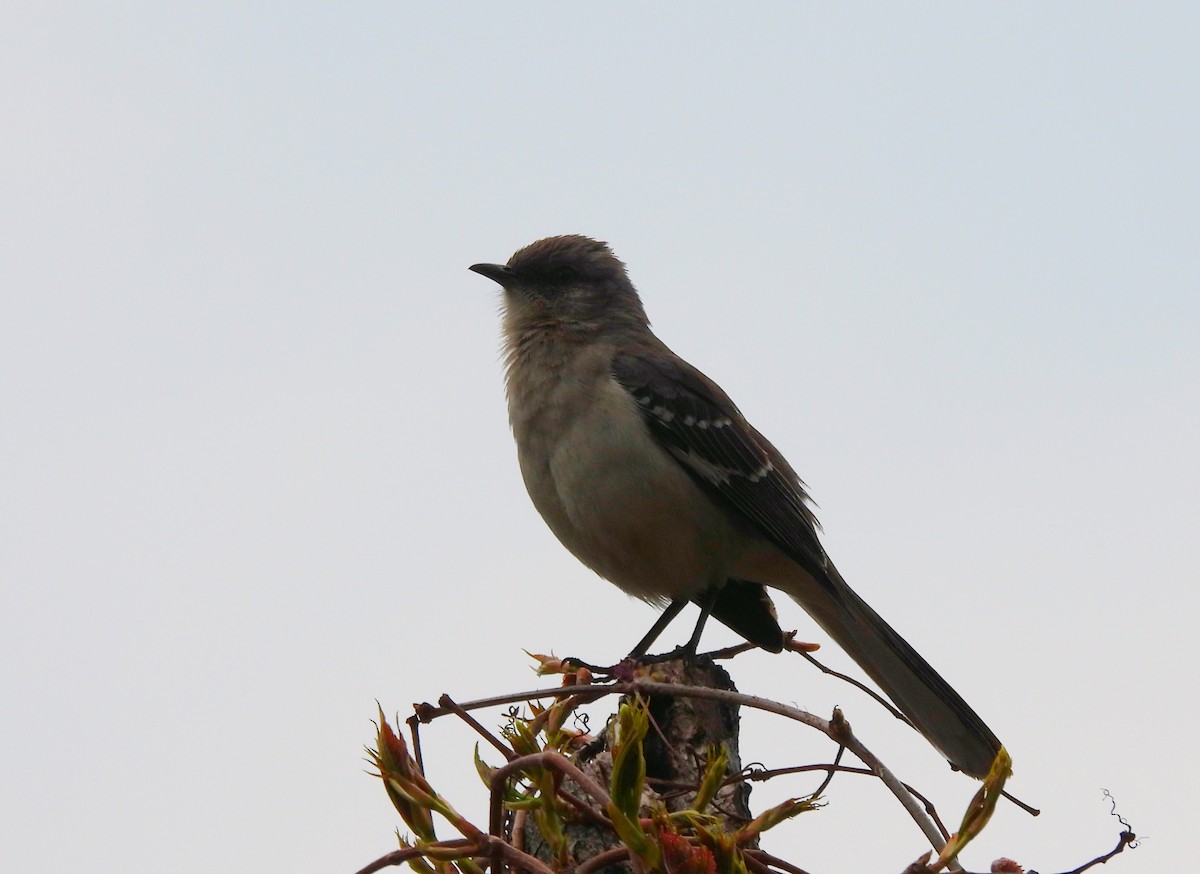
[521,656,752,872]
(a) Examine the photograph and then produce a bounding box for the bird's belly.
[516,381,737,602]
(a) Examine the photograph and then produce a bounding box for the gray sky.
[2,4,1195,872]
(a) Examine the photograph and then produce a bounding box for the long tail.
[789,571,1002,778]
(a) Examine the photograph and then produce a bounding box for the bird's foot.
[626,643,700,665]
[561,649,698,681]
[560,655,612,674]
[560,655,644,681]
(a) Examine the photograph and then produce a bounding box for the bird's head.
[470,235,649,335]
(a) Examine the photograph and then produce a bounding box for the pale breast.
[506,339,741,601]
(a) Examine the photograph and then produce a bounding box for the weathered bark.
[521,656,751,872]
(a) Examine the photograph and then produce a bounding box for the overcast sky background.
[2,4,1196,872]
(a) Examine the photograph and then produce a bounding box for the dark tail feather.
[791,573,1002,778]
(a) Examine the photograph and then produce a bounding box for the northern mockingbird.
[469,234,1003,779]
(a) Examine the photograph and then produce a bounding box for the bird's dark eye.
[554,265,580,282]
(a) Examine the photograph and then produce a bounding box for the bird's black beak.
[469,262,516,287]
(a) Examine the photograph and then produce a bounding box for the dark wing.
[611,348,837,594]
[615,349,1004,776]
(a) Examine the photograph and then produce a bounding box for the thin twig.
[352,842,460,874]
[1001,790,1040,817]
[511,808,527,852]
[744,848,816,874]
[443,691,610,828]
[799,651,1038,819]
[414,685,611,723]
[701,640,760,660]
[352,838,537,874]
[825,709,958,869]
[736,762,951,840]
[406,715,425,774]
[1051,829,1137,874]
[430,677,951,856]
[809,745,845,799]
[574,846,633,874]
[490,751,614,820]
[411,675,976,863]
[554,780,614,826]
[743,851,777,874]
[440,694,519,762]
[479,834,559,874]
[615,679,953,859]
[525,690,592,736]
[798,650,908,724]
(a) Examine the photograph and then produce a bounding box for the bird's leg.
[627,598,689,658]
[680,585,721,657]
[630,587,723,664]
[563,598,692,676]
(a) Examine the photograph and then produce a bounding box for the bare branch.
[745,848,816,874]
[1052,829,1137,874]
[440,693,519,762]
[365,658,1126,874]
[626,680,951,856]
[574,846,632,874]
[797,650,908,724]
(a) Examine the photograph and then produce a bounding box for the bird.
[469,234,1003,778]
